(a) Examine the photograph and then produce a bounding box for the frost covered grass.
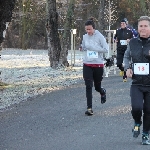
[0,49,83,110]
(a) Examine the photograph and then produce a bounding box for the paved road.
[0,74,150,150]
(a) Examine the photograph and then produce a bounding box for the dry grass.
[0,81,10,89]
[0,49,83,109]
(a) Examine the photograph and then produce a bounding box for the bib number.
[87,50,98,58]
[120,40,127,45]
[134,63,149,75]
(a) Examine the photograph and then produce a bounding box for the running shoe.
[132,124,140,138]
[101,88,106,104]
[123,78,127,82]
[142,133,150,145]
[85,108,93,116]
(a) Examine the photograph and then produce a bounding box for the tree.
[59,0,75,67]
[115,0,150,28]
[98,0,106,35]
[127,0,150,18]
[0,0,16,86]
[46,0,62,68]
[3,0,47,49]
[0,0,16,49]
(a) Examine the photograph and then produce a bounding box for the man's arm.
[81,35,86,51]
[123,44,131,70]
[114,30,118,42]
[130,30,133,39]
[123,44,133,77]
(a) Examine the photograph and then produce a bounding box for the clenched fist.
[126,69,133,78]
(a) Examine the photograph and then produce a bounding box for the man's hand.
[127,39,130,43]
[115,38,118,43]
[79,46,82,51]
[126,69,133,78]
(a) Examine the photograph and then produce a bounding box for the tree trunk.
[59,0,75,67]
[0,0,16,84]
[46,0,61,69]
[0,0,16,48]
[98,0,106,36]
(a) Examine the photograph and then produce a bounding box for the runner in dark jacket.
[124,18,138,37]
[124,16,150,145]
[114,19,133,82]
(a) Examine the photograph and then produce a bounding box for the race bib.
[120,40,127,45]
[134,63,149,75]
[87,50,98,58]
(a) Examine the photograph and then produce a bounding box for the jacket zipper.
[142,45,144,85]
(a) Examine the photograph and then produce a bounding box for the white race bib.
[134,63,149,75]
[87,50,98,58]
[120,40,127,45]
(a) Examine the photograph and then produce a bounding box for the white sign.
[134,63,149,75]
[87,50,98,58]
[120,40,127,45]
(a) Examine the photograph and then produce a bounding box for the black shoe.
[85,108,93,116]
[142,134,150,145]
[123,75,127,82]
[101,88,106,104]
[123,78,127,82]
[132,124,140,138]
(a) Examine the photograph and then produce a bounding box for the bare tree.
[0,0,16,49]
[0,0,16,86]
[46,0,61,68]
[97,0,106,35]
[60,0,75,67]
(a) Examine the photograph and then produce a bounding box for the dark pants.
[130,85,150,133]
[117,52,124,70]
[117,47,127,77]
[83,64,104,109]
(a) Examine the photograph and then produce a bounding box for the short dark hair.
[85,17,95,29]
[121,19,126,23]
[138,16,150,26]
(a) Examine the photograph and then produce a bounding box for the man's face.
[120,22,126,29]
[85,25,94,35]
[138,20,150,38]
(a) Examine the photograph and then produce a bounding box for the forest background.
[1,0,150,50]
[0,0,150,108]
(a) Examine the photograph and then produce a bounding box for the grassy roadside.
[0,81,11,90]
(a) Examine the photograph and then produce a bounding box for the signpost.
[105,30,116,58]
[70,29,76,66]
